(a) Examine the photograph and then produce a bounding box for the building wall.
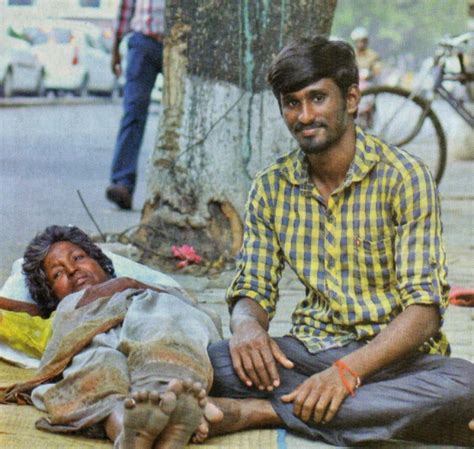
[2,0,120,27]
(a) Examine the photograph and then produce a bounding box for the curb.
[0,97,120,108]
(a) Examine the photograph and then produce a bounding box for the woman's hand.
[76,277,152,308]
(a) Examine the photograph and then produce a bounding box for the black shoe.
[106,184,132,210]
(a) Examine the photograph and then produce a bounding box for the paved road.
[0,100,161,283]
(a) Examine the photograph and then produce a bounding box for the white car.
[0,31,45,97]
[17,20,118,97]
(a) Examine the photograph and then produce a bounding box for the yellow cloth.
[0,310,53,359]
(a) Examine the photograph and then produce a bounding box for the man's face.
[281,78,357,155]
[43,241,109,300]
[355,38,368,51]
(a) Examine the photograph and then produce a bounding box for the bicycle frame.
[432,45,474,128]
[435,84,474,127]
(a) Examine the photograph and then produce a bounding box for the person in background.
[350,26,382,84]
[106,0,165,210]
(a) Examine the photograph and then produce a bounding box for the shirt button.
[334,311,341,319]
[326,212,335,224]
[328,259,335,268]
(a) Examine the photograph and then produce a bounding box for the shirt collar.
[281,126,379,187]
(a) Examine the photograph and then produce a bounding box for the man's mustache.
[293,121,328,133]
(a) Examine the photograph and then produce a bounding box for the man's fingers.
[229,349,252,387]
[313,393,331,423]
[300,392,318,422]
[280,389,298,402]
[291,384,311,417]
[241,352,264,388]
[320,393,344,423]
[260,346,280,388]
[248,350,272,389]
[270,340,294,370]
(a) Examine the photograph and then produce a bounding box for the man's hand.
[111,46,122,77]
[281,365,351,424]
[229,320,294,391]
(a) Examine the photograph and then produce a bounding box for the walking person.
[106,0,165,210]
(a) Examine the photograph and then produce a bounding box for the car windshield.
[50,27,72,44]
[19,26,73,45]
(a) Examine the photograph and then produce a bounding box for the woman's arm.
[75,277,165,308]
[0,296,42,316]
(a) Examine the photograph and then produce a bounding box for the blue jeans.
[110,32,163,192]
[209,337,474,446]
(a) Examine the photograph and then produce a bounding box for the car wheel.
[3,69,15,98]
[35,72,46,97]
[74,74,89,97]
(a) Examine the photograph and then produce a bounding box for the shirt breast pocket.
[346,231,395,289]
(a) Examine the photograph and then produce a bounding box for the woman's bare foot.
[153,379,209,449]
[117,389,177,449]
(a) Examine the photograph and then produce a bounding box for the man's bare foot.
[191,396,282,443]
[153,379,209,449]
[192,402,224,443]
[469,419,474,431]
[117,389,177,449]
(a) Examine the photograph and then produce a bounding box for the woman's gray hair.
[22,225,115,318]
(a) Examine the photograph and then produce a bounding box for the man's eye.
[74,254,84,261]
[312,94,325,103]
[53,271,63,280]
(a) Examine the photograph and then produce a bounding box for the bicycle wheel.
[357,85,447,184]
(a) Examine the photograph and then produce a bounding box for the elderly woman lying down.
[0,225,223,449]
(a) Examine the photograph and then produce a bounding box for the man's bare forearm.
[230,298,270,333]
[341,304,440,381]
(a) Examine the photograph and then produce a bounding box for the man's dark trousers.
[209,337,474,446]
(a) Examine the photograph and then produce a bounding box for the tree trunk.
[136,0,337,272]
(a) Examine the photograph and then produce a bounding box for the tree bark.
[136,0,337,272]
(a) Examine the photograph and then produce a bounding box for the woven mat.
[0,404,278,449]
[0,360,278,449]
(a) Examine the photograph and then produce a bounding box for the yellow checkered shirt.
[227,127,450,355]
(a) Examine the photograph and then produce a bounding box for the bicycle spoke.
[357,86,446,183]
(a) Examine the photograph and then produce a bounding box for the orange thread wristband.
[333,360,361,397]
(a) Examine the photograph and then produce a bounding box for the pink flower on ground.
[171,244,202,268]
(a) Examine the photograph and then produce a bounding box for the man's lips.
[294,123,327,137]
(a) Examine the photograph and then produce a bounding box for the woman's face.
[43,241,109,300]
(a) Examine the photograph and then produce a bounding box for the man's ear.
[346,84,361,115]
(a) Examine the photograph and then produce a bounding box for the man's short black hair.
[22,225,115,318]
[267,35,359,106]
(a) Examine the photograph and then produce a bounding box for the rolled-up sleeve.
[393,163,449,314]
[226,176,284,319]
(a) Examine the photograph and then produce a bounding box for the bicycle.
[356,32,474,184]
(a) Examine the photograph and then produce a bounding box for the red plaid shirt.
[115,0,165,40]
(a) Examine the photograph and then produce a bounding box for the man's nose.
[298,100,315,124]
